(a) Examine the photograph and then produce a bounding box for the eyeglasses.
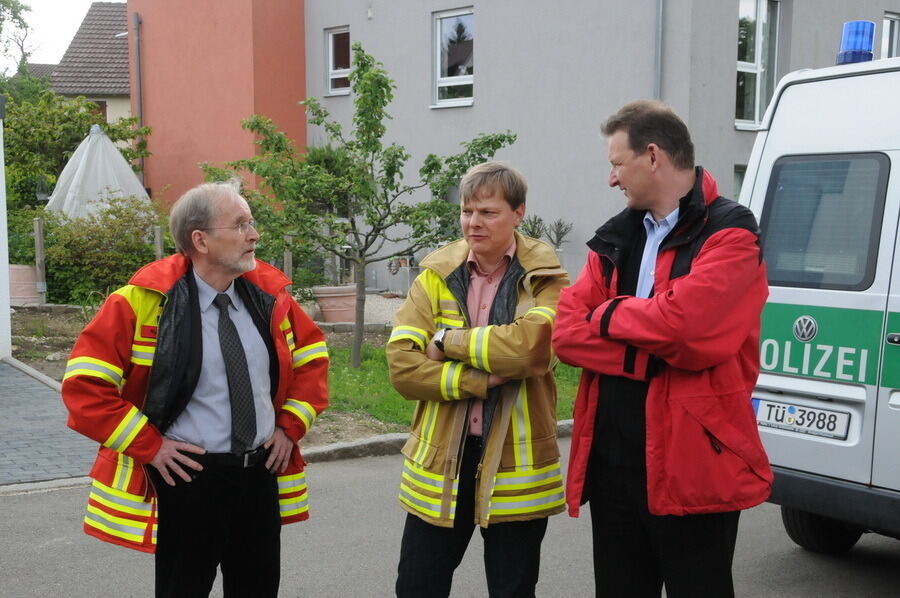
[202,220,256,234]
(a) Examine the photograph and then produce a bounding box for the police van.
[738,21,900,552]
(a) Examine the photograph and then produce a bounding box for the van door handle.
[887,333,900,345]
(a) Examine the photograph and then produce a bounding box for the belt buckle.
[243,451,251,467]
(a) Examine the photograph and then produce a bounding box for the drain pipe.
[654,0,664,99]
[132,11,145,184]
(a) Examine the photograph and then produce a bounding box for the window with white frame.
[327,27,350,95]
[433,8,474,107]
[882,12,900,58]
[736,0,779,125]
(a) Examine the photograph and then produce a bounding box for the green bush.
[42,195,165,304]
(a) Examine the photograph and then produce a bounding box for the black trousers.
[396,438,549,598]
[149,460,281,598]
[588,466,740,598]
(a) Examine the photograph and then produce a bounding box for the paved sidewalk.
[0,359,96,485]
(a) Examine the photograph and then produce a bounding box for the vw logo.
[793,315,818,342]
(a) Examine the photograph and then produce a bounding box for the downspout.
[132,11,145,184]
[654,0,664,99]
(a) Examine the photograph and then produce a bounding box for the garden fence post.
[283,235,293,293]
[33,217,46,304]
[154,225,163,260]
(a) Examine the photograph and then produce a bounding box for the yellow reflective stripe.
[403,457,445,482]
[438,299,460,314]
[413,403,439,463]
[467,325,493,372]
[494,462,563,490]
[435,316,465,328]
[89,480,154,517]
[64,356,124,388]
[279,318,296,352]
[283,399,317,430]
[130,343,155,366]
[279,493,309,518]
[278,472,307,495]
[510,383,533,467]
[103,405,148,452]
[389,325,428,350]
[85,504,156,544]
[401,460,458,494]
[488,487,566,515]
[527,306,556,324]
[293,341,328,368]
[399,483,456,520]
[111,454,135,492]
[439,361,463,400]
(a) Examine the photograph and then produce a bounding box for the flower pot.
[311,285,357,322]
[8,264,40,306]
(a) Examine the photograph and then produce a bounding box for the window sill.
[325,89,351,97]
[734,121,763,132]
[430,98,474,109]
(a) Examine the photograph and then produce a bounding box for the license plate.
[752,398,850,440]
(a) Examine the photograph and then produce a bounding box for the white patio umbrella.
[45,124,149,218]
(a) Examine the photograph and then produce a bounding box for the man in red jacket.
[552,100,772,598]
[62,183,329,597]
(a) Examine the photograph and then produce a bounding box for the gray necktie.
[213,293,257,455]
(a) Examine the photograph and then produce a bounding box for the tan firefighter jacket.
[387,232,569,527]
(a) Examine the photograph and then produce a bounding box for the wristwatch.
[433,328,447,352]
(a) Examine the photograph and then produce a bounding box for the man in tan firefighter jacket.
[387,161,569,597]
[61,183,329,597]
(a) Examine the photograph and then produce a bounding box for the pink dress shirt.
[464,240,516,436]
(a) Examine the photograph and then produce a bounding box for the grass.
[328,344,580,425]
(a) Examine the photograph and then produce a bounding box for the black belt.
[195,445,270,468]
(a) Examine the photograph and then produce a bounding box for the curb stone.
[0,421,576,495]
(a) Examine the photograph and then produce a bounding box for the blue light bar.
[836,20,875,65]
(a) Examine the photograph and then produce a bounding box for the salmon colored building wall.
[127,0,307,206]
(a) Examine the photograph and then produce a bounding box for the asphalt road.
[2,438,899,597]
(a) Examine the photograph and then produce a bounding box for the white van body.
[739,56,900,551]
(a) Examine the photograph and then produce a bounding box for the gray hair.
[168,181,241,255]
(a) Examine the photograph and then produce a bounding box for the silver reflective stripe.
[293,345,328,365]
[131,348,154,361]
[114,455,133,492]
[513,386,529,465]
[473,326,488,370]
[490,489,566,512]
[107,412,144,452]
[65,361,123,386]
[494,465,562,488]
[389,327,427,345]
[285,399,316,426]
[91,484,152,514]
[400,486,455,517]
[443,361,461,400]
[85,509,147,538]
[402,461,455,492]
[280,494,309,514]
[438,300,459,313]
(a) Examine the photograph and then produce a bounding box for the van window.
[759,153,889,290]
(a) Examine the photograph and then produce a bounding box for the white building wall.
[305,0,900,290]
[103,96,132,123]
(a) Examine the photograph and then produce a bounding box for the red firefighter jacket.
[61,254,329,552]
[552,168,773,517]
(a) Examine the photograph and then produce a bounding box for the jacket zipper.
[705,429,723,454]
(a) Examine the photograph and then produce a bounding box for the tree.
[4,91,151,209]
[0,0,27,72]
[220,44,516,367]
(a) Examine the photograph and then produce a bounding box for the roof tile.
[50,2,129,96]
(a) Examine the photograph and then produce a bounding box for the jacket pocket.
[654,392,772,512]
[499,432,560,470]
[401,433,438,469]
